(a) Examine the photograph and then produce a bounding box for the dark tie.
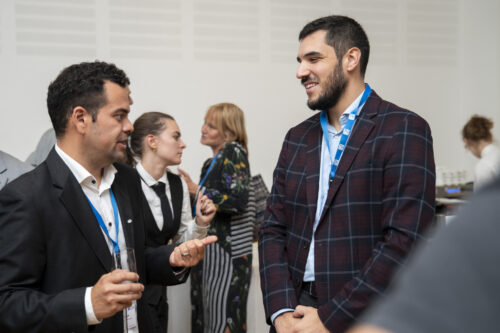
[150,182,173,230]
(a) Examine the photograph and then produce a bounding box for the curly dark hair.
[47,61,130,138]
[462,114,494,142]
[299,15,370,77]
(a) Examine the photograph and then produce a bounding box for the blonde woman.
[179,103,252,333]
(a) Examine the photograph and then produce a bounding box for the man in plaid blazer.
[258,15,435,333]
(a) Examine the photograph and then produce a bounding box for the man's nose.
[124,118,134,133]
[296,62,310,80]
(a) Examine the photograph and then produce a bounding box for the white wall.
[1,0,498,186]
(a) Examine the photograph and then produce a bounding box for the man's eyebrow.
[114,108,130,114]
[297,51,322,62]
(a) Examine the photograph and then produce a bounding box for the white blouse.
[474,143,500,191]
[136,162,208,244]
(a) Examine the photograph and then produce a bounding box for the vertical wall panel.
[15,0,96,57]
[193,0,260,62]
[269,0,331,62]
[406,0,459,66]
[108,0,182,59]
[340,0,400,65]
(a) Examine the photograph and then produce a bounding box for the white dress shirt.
[55,145,138,333]
[475,143,500,191]
[136,162,208,244]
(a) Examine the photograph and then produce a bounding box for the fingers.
[107,269,139,283]
[293,307,304,318]
[196,195,215,217]
[293,305,312,317]
[179,168,199,195]
[177,168,191,181]
[170,236,218,267]
[112,281,144,294]
[91,272,144,320]
[202,235,218,245]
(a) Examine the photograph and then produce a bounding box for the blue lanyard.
[320,84,372,181]
[199,152,220,189]
[192,152,220,216]
[87,188,121,255]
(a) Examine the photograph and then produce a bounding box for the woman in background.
[462,114,500,190]
[179,103,252,333]
[129,111,216,333]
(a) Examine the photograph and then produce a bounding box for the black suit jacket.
[0,149,183,332]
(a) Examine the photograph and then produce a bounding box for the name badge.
[126,301,138,329]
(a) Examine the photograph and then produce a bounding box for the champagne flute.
[111,247,137,332]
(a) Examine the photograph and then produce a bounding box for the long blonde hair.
[205,102,248,153]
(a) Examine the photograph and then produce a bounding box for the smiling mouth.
[304,81,318,89]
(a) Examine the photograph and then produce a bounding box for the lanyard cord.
[87,188,120,255]
[320,83,372,181]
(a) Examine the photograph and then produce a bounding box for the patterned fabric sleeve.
[202,141,250,215]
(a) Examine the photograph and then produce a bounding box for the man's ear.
[343,47,362,74]
[69,106,91,135]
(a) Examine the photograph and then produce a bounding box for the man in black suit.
[0,61,216,332]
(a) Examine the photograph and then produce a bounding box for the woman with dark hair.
[179,103,252,333]
[129,111,216,333]
[462,114,500,190]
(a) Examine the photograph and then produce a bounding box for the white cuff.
[271,308,295,326]
[85,287,102,325]
[193,217,210,238]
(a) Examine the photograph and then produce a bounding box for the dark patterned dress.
[191,141,253,333]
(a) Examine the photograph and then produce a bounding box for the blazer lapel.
[46,150,113,271]
[305,115,323,226]
[319,91,380,223]
[112,181,135,251]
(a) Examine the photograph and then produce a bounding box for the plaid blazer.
[258,90,435,332]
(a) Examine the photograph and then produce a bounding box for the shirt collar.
[55,144,117,192]
[327,89,365,134]
[136,162,167,186]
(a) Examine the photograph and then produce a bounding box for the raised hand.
[178,168,198,196]
[169,235,218,267]
[195,193,216,226]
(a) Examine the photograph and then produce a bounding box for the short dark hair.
[299,15,370,77]
[47,61,130,138]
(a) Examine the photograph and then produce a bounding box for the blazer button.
[293,278,300,287]
[303,242,309,249]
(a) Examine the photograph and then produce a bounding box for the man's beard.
[307,62,347,111]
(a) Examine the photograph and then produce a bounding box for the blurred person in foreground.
[348,176,500,333]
